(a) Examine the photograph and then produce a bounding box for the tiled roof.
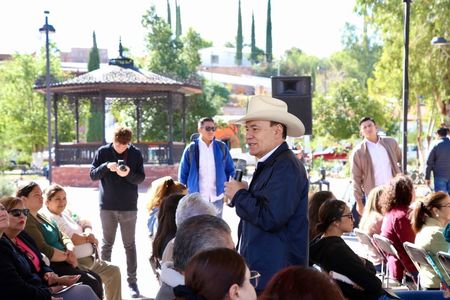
[52,65,181,86]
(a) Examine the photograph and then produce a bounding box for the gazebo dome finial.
[109,37,135,69]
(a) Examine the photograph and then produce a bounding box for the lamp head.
[431,36,450,46]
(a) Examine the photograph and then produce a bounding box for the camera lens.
[119,165,127,172]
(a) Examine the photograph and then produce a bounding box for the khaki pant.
[78,256,122,300]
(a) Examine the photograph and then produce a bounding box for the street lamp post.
[39,11,55,183]
[431,36,450,58]
[401,0,411,174]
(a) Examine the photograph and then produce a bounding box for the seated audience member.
[308,191,336,241]
[156,214,235,300]
[161,192,217,263]
[358,185,385,268]
[0,196,99,300]
[173,248,257,300]
[411,191,450,289]
[43,184,122,300]
[146,176,187,238]
[259,266,345,300]
[310,199,384,300]
[150,193,185,269]
[380,175,417,282]
[17,182,103,299]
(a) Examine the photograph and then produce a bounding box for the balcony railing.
[55,142,186,165]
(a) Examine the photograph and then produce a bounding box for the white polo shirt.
[198,138,221,201]
[366,138,393,186]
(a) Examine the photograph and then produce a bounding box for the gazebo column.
[53,94,59,165]
[74,96,80,143]
[182,94,186,144]
[167,92,174,165]
[135,98,141,143]
[100,93,106,144]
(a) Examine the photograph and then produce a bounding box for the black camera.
[117,160,127,172]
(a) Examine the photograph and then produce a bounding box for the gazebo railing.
[55,142,186,165]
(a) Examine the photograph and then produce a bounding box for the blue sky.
[1,0,361,59]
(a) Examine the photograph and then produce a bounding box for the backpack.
[188,140,227,166]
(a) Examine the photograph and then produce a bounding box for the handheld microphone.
[234,169,243,182]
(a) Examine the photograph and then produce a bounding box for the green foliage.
[236,0,243,65]
[355,0,450,122]
[265,0,273,63]
[87,31,102,141]
[313,78,393,140]
[87,31,100,72]
[250,12,257,64]
[175,1,182,38]
[0,177,15,197]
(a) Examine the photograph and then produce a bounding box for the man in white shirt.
[351,117,402,219]
[178,117,235,217]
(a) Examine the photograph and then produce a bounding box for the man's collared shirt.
[198,138,221,201]
[366,138,392,186]
[257,143,282,165]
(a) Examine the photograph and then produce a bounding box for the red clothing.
[381,205,417,281]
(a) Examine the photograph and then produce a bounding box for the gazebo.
[34,48,202,187]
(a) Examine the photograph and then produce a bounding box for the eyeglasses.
[8,208,30,217]
[249,270,261,288]
[202,126,216,132]
[341,213,354,220]
[438,203,450,208]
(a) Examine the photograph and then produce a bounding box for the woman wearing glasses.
[310,199,385,300]
[0,196,99,300]
[43,184,122,300]
[173,248,257,300]
[17,182,103,299]
[412,191,450,289]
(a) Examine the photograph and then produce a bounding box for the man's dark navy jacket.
[230,142,309,291]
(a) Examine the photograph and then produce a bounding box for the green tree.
[86,31,103,142]
[175,0,182,38]
[235,0,243,65]
[166,0,172,27]
[265,0,273,63]
[250,12,257,64]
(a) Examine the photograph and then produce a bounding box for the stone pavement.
[28,176,352,299]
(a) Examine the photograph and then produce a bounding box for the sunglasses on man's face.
[8,208,30,217]
[202,126,216,132]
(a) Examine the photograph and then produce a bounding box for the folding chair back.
[373,234,400,259]
[437,251,450,279]
[354,228,384,262]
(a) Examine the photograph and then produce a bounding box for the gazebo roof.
[34,65,202,96]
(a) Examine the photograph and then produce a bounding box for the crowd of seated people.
[4,168,450,300]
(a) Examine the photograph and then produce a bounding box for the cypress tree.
[87,31,100,71]
[265,0,273,63]
[235,0,243,65]
[250,11,257,64]
[87,31,102,142]
[175,0,182,38]
[167,0,172,27]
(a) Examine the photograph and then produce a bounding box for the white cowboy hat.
[231,95,305,137]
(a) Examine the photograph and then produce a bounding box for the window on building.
[211,55,219,64]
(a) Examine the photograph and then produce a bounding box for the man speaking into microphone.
[225,95,309,292]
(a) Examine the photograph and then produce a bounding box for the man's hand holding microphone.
[224,169,248,206]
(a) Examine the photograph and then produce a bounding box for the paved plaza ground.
[25,176,351,299]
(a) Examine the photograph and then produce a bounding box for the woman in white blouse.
[43,184,122,300]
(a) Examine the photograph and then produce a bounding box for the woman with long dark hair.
[380,174,417,282]
[308,191,336,241]
[411,191,450,289]
[310,199,384,300]
[174,248,257,300]
[17,182,103,299]
[0,196,98,300]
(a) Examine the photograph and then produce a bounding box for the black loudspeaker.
[271,76,312,135]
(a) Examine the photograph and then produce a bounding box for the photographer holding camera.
[90,126,145,298]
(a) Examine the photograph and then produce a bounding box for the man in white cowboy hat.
[224,95,309,292]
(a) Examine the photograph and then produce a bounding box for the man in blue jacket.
[224,95,309,293]
[179,117,235,217]
[426,127,450,193]
[90,126,145,298]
